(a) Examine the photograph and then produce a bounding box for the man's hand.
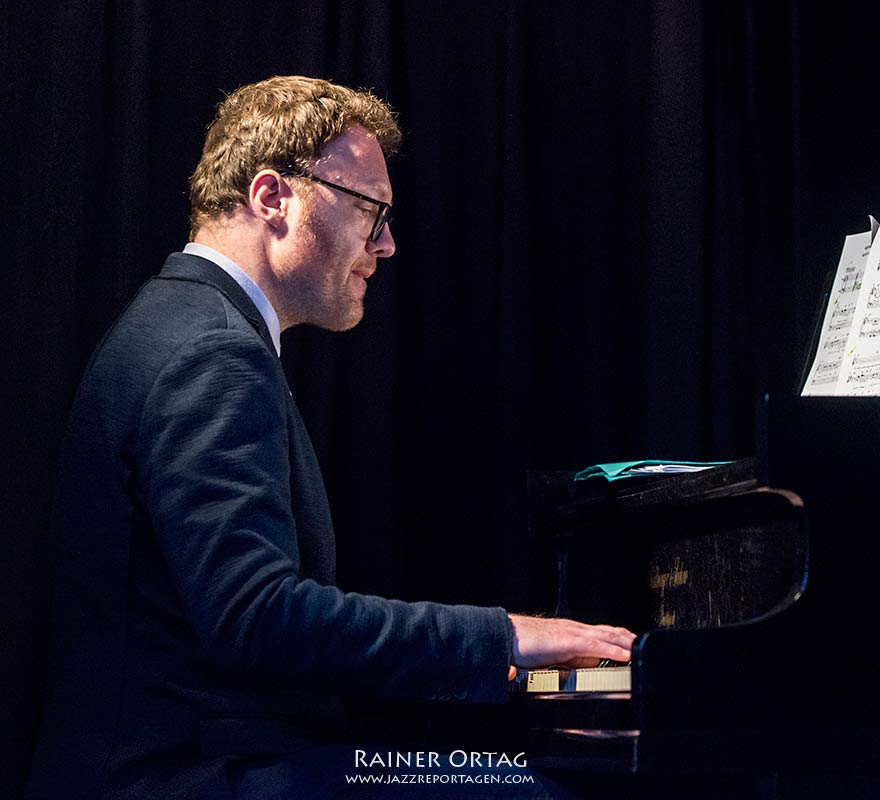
[508,614,637,671]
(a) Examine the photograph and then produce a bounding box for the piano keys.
[511,665,631,693]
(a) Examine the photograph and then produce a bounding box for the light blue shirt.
[182,242,282,357]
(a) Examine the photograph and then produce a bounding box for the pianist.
[27,75,635,800]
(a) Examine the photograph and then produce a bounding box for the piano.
[350,395,880,790]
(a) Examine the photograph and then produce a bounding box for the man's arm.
[137,327,635,699]
[137,328,514,701]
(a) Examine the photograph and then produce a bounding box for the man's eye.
[357,206,374,217]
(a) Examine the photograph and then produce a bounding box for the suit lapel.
[157,252,277,355]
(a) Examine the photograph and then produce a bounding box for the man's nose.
[367,224,396,258]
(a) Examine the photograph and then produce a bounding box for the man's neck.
[192,225,290,321]
[193,227,264,283]
[183,241,283,356]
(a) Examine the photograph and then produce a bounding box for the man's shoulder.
[81,257,270,397]
[132,265,231,324]
[107,274,227,358]
[124,252,263,337]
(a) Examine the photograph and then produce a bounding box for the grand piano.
[352,395,880,791]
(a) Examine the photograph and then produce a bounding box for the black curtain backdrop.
[4,1,880,795]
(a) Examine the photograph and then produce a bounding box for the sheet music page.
[801,230,872,395]
[834,231,880,395]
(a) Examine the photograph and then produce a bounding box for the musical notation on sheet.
[835,231,880,396]
[802,230,873,395]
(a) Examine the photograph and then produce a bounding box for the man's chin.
[319,306,364,333]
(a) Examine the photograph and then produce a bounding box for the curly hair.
[188,75,401,238]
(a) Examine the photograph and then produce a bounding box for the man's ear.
[249,170,290,227]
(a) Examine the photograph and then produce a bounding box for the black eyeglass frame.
[277,165,392,242]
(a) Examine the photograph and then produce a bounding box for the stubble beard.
[295,212,366,332]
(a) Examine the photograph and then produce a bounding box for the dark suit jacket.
[27,253,513,799]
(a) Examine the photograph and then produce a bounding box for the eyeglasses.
[277,165,392,242]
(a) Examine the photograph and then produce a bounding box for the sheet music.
[801,230,873,395]
[835,231,880,395]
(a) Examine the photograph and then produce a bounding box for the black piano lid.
[526,457,759,541]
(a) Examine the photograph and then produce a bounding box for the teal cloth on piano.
[574,459,733,482]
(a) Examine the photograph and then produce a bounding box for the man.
[27,76,634,799]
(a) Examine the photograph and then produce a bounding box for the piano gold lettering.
[657,609,677,627]
[649,568,689,589]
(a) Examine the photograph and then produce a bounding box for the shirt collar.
[182,242,282,357]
